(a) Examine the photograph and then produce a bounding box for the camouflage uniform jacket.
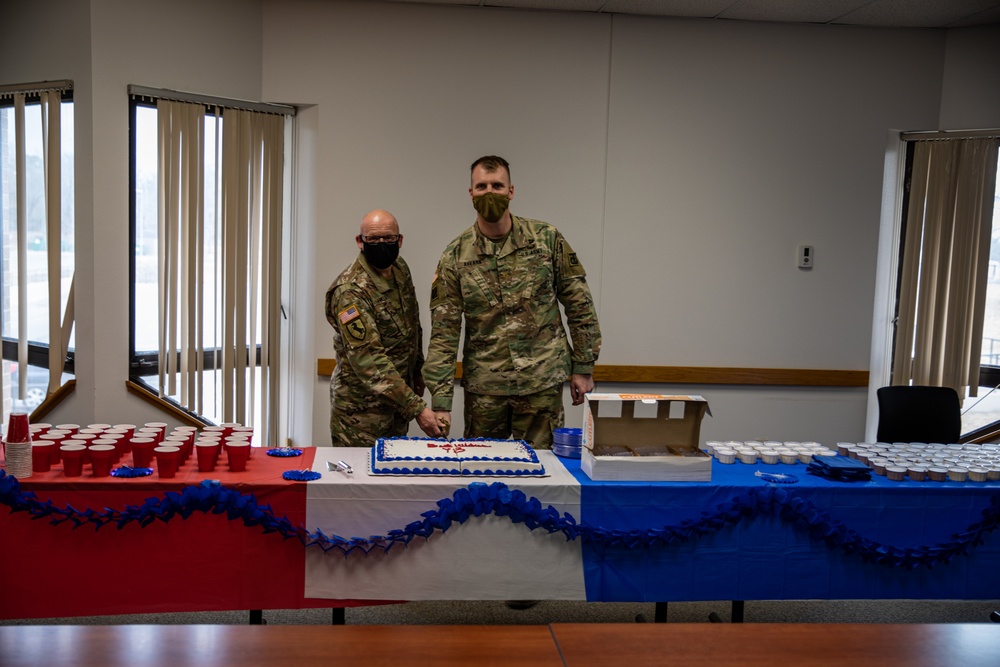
[425,216,601,411]
[326,253,426,421]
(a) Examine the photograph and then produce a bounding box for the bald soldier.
[423,156,602,449]
[326,209,442,446]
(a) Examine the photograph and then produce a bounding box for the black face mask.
[362,241,399,270]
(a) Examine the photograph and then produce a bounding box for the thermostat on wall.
[798,245,814,269]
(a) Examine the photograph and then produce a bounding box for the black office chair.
[875,385,962,444]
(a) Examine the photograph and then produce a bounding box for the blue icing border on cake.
[372,436,544,476]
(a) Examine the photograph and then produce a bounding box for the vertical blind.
[153,94,286,445]
[892,137,1000,397]
[0,80,74,417]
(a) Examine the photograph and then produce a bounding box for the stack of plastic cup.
[552,427,583,459]
[4,412,33,479]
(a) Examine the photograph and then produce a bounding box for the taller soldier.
[423,156,602,449]
[326,209,441,446]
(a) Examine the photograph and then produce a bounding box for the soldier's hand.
[416,407,443,438]
[569,374,595,406]
[434,410,452,437]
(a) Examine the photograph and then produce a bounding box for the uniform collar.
[474,215,528,258]
[358,252,399,293]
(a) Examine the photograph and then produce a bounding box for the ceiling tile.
[378,0,1000,26]
[835,0,1000,28]
[599,0,737,19]
[484,0,606,9]
[717,0,871,24]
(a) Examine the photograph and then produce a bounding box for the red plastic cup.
[30,423,52,437]
[225,435,252,461]
[137,427,164,445]
[103,433,127,460]
[203,426,226,440]
[130,437,157,468]
[195,442,218,472]
[59,444,87,477]
[164,434,191,463]
[54,423,80,435]
[71,434,96,464]
[88,444,116,477]
[92,438,121,464]
[6,412,31,444]
[226,442,250,472]
[104,428,131,453]
[144,422,168,444]
[31,442,54,472]
[196,438,221,465]
[38,433,65,464]
[154,446,181,478]
[221,422,244,438]
[112,424,136,450]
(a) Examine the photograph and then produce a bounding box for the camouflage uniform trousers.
[463,384,564,449]
[330,407,410,448]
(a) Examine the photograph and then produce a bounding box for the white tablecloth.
[304,448,585,600]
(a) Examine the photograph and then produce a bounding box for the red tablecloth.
[1,447,355,620]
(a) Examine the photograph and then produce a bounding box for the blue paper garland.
[2,469,999,569]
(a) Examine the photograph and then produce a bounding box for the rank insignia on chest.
[338,304,360,324]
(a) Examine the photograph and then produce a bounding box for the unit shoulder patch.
[345,317,367,341]
[337,302,372,347]
[561,245,585,277]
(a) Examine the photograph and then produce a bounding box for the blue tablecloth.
[566,458,1000,602]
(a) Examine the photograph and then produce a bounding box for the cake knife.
[327,459,353,474]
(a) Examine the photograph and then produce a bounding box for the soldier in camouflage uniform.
[326,210,442,446]
[423,156,601,449]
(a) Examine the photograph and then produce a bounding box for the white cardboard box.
[581,393,712,482]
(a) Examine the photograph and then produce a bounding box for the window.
[128,88,291,445]
[0,82,75,426]
[961,154,1000,434]
[892,135,1000,438]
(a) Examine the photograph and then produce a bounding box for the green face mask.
[472,192,510,223]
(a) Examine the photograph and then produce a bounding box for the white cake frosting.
[371,437,545,476]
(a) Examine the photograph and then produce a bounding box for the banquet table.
[3,623,999,667]
[2,446,1000,621]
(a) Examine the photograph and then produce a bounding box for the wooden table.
[0,624,564,667]
[550,623,1000,666]
[1,623,998,666]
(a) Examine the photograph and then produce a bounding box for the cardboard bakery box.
[581,393,712,482]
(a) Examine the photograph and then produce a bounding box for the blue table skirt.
[564,457,1000,602]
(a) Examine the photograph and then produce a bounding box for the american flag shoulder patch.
[338,304,360,324]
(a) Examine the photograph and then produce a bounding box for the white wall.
[939,25,1000,130]
[262,1,947,445]
[3,1,996,446]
